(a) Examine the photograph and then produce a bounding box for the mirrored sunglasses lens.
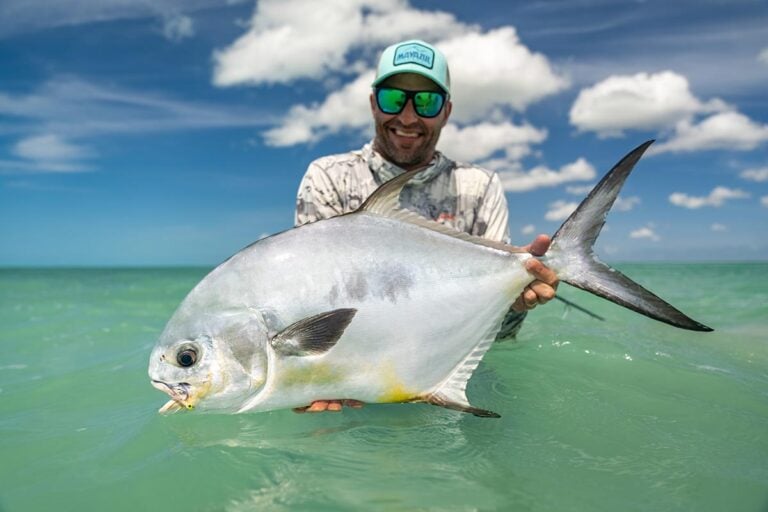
[413,92,444,117]
[377,88,407,114]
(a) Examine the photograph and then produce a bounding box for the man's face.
[370,73,452,171]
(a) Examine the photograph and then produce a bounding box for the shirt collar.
[360,141,452,186]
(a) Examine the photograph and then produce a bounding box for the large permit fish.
[148,141,711,417]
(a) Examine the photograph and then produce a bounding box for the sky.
[1,0,767,266]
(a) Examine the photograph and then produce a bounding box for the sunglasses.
[374,87,447,118]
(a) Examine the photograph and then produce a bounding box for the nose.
[396,98,419,125]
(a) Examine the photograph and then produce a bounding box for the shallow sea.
[1,263,767,512]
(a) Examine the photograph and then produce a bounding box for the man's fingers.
[525,259,559,289]
[510,257,560,312]
[292,399,365,413]
[512,286,539,312]
[529,280,556,303]
[527,234,551,257]
[306,400,330,412]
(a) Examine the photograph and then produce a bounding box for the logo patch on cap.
[393,42,434,69]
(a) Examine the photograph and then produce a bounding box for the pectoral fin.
[270,308,357,357]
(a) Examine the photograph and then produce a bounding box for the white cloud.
[213,0,364,86]
[162,14,195,42]
[213,0,569,118]
[759,48,768,66]
[545,200,579,221]
[263,71,374,146]
[497,157,596,192]
[669,186,749,209]
[711,223,727,232]
[614,195,641,212]
[652,111,768,154]
[570,70,768,153]
[6,134,93,173]
[212,0,469,86]
[740,167,768,182]
[521,224,536,235]
[438,27,569,122]
[436,121,546,163]
[14,133,89,161]
[354,2,471,45]
[630,226,660,242]
[569,71,715,137]
[215,1,567,147]
[761,196,768,207]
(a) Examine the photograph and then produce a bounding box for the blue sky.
[1,0,767,266]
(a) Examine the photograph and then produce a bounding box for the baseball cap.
[372,40,451,95]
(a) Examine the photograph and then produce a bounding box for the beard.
[372,117,443,170]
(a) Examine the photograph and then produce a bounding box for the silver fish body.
[148,141,711,417]
[150,211,529,415]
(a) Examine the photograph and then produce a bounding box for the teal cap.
[372,40,451,95]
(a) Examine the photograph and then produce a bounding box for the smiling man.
[294,40,558,412]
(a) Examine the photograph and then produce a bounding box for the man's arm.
[474,173,511,242]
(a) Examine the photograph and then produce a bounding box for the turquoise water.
[1,264,767,511]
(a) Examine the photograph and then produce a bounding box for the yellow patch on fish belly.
[378,364,414,403]
[279,363,344,388]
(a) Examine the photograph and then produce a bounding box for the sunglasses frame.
[374,87,448,119]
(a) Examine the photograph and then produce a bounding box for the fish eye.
[177,349,197,367]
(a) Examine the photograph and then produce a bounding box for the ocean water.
[1,264,767,512]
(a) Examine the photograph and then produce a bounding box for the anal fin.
[422,326,500,418]
[425,392,500,418]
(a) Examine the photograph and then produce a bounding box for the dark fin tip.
[424,394,501,419]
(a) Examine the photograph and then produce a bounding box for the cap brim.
[372,68,449,95]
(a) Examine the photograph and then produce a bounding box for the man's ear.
[369,92,377,114]
[441,100,453,126]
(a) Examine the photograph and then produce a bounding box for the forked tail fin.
[546,141,712,332]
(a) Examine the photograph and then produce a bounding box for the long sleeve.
[475,173,511,244]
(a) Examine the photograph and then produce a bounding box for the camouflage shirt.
[295,142,511,242]
[294,142,526,338]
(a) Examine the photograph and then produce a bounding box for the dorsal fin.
[358,168,526,255]
[358,166,418,216]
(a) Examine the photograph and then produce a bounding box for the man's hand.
[292,399,365,413]
[511,234,559,312]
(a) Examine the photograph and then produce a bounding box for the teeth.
[394,129,418,138]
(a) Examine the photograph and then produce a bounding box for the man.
[294,40,558,413]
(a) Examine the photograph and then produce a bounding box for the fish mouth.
[151,380,196,414]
